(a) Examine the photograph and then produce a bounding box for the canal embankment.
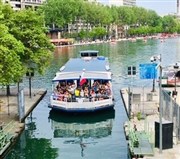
[0,87,47,157]
[121,86,180,159]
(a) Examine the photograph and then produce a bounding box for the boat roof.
[53,50,111,81]
[61,57,109,72]
[52,71,112,81]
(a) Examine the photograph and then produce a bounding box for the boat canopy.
[52,71,112,82]
[60,58,109,72]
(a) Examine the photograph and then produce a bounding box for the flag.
[80,78,87,86]
[79,71,87,86]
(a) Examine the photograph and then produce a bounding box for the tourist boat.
[49,50,114,112]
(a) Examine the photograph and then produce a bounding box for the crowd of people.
[53,80,111,102]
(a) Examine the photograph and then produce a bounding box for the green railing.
[126,121,154,157]
[0,121,15,151]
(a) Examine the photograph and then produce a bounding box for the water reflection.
[49,109,115,138]
[48,109,115,157]
[5,126,59,159]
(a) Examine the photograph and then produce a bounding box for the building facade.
[2,0,45,10]
[123,0,136,6]
[93,0,136,7]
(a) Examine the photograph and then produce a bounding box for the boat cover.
[52,71,112,81]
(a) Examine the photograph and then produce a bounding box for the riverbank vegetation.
[40,0,180,40]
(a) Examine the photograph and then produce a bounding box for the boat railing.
[51,94,111,103]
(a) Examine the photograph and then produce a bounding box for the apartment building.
[93,0,136,7]
[123,0,136,6]
[2,0,45,10]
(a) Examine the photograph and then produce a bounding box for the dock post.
[128,87,132,119]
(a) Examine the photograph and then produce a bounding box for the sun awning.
[52,71,112,82]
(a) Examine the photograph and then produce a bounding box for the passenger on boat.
[89,89,96,101]
[92,81,100,94]
[61,82,66,92]
[56,82,61,91]
[84,87,89,97]
[84,81,91,91]
[57,89,64,101]
[67,82,76,95]
[80,88,84,97]
[64,91,72,102]
[75,87,80,97]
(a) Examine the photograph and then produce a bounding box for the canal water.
[5,37,180,159]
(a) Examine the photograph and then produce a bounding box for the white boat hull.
[49,97,114,112]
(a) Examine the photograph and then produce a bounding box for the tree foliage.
[161,15,177,33]
[40,0,180,37]
[8,9,54,74]
[0,2,54,86]
[0,24,25,85]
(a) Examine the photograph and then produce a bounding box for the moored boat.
[162,63,180,87]
[49,50,114,113]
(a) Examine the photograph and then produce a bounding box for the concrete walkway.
[121,86,180,159]
[0,87,47,157]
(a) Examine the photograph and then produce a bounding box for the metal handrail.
[0,121,15,151]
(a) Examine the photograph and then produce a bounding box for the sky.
[137,0,177,16]
[97,0,177,16]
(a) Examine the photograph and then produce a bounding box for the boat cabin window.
[90,52,98,57]
[80,51,98,57]
[81,53,89,57]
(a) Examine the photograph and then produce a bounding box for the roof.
[53,51,111,81]
[61,57,109,72]
[50,39,74,43]
[52,71,112,81]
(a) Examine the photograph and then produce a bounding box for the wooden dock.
[0,87,47,157]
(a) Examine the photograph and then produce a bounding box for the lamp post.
[173,63,179,101]
[26,68,34,98]
[150,54,162,153]
[173,63,179,140]
[159,59,163,153]
[150,56,158,92]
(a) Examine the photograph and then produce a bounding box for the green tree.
[132,7,149,26]
[117,6,135,25]
[0,2,25,87]
[5,8,54,74]
[39,0,180,38]
[162,15,177,33]
[0,24,25,85]
[41,0,81,28]
[146,10,161,27]
[90,27,107,40]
